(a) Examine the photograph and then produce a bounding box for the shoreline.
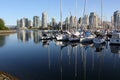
[0,30,17,35]
[0,30,17,33]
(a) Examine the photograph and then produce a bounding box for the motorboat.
[110,30,120,45]
[80,31,95,43]
[41,33,52,40]
[56,31,69,41]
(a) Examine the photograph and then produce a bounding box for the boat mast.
[101,0,103,29]
[81,0,87,30]
[83,0,87,18]
[60,0,62,30]
[76,0,78,31]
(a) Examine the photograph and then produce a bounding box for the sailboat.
[56,0,69,41]
[93,0,105,44]
[80,31,95,43]
[68,0,80,42]
[80,0,95,43]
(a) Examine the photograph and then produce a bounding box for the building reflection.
[17,30,41,44]
[17,30,32,43]
[33,31,41,44]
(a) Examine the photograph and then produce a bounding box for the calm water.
[0,30,120,80]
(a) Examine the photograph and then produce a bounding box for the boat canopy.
[85,31,91,37]
[112,33,120,38]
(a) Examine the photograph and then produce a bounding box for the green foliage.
[0,18,9,30]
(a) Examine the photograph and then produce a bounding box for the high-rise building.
[17,20,21,28]
[113,10,120,29]
[74,16,77,28]
[64,17,69,30]
[82,15,89,25]
[20,18,25,27]
[111,16,114,25]
[28,20,33,28]
[98,17,101,26]
[82,15,89,29]
[89,12,98,29]
[20,19,23,27]
[17,18,29,28]
[24,18,29,27]
[78,17,82,24]
[70,16,75,27]
[51,17,57,27]
[78,17,82,28]
[42,12,48,28]
[33,16,40,28]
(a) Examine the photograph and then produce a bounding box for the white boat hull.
[80,37,94,43]
[56,34,68,41]
[80,35,95,43]
[110,31,120,45]
[110,38,120,45]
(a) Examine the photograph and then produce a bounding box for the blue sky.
[0,0,120,25]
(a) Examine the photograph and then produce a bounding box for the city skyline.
[0,0,120,25]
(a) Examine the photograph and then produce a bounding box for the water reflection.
[42,40,50,48]
[0,35,7,47]
[110,45,120,54]
[110,45,120,69]
[94,43,105,52]
[33,31,41,44]
[60,45,63,80]
[1,30,120,80]
[80,44,87,80]
[47,43,51,69]
[17,30,33,43]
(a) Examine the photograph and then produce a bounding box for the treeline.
[0,18,9,30]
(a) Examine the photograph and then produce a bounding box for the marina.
[0,30,120,80]
[0,0,120,80]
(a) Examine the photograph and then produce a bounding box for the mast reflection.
[80,44,86,80]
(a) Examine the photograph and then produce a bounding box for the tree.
[0,18,9,30]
